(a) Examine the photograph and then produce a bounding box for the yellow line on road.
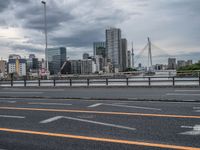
[0,128,199,150]
[0,107,200,119]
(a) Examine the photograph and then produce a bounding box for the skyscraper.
[106,28,122,72]
[121,38,127,71]
[47,47,66,75]
[168,58,176,70]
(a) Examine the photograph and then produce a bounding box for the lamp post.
[41,1,49,76]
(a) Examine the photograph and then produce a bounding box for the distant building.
[8,58,26,76]
[177,60,186,68]
[94,46,107,73]
[27,54,39,72]
[0,60,7,78]
[121,38,127,71]
[106,28,122,72]
[127,51,131,68]
[61,61,71,74]
[70,60,81,74]
[47,47,66,75]
[154,64,164,70]
[93,42,106,56]
[83,53,90,60]
[168,58,176,70]
[70,59,95,74]
[186,60,193,66]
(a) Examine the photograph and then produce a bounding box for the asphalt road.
[0,87,200,101]
[0,98,200,150]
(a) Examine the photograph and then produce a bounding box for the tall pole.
[41,1,48,74]
[131,42,134,68]
[147,37,152,71]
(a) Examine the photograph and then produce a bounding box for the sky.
[0,0,199,65]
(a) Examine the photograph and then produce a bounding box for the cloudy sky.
[0,0,199,64]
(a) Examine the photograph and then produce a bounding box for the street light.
[41,1,49,75]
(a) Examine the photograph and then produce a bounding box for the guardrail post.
[69,79,72,86]
[199,77,200,86]
[53,78,56,87]
[24,78,26,87]
[148,77,151,86]
[38,79,40,87]
[11,79,13,87]
[87,79,89,86]
[126,78,129,86]
[172,77,175,86]
[106,78,108,86]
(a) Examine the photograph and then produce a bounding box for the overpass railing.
[0,77,200,87]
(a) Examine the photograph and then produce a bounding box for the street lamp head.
[41,1,46,4]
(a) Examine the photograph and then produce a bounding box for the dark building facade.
[47,47,66,75]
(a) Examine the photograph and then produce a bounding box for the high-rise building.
[106,28,122,72]
[94,45,106,73]
[168,58,176,70]
[0,60,7,78]
[27,54,39,72]
[70,59,95,74]
[8,58,26,76]
[127,51,131,68]
[93,42,106,56]
[121,38,127,71]
[47,47,66,75]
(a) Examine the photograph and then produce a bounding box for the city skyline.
[0,0,199,63]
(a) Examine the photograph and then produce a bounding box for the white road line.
[180,125,200,135]
[28,102,72,106]
[40,116,136,131]
[0,100,16,103]
[88,103,103,108]
[0,115,25,119]
[0,92,43,94]
[166,93,200,96]
[40,116,63,123]
[175,90,200,92]
[193,107,200,109]
[104,103,161,111]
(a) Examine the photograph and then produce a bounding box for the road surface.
[0,87,199,101]
[0,98,200,150]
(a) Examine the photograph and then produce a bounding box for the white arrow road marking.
[104,103,161,111]
[28,102,72,106]
[40,116,136,131]
[40,116,63,123]
[87,103,161,110]
[0,115,25,119]
[180,125,200,135]
[88,103,103,108]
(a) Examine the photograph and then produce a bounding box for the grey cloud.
[51,27,104,47]
[0,1,10,12]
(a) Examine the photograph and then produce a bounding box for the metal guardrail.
[0,77,200,87]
